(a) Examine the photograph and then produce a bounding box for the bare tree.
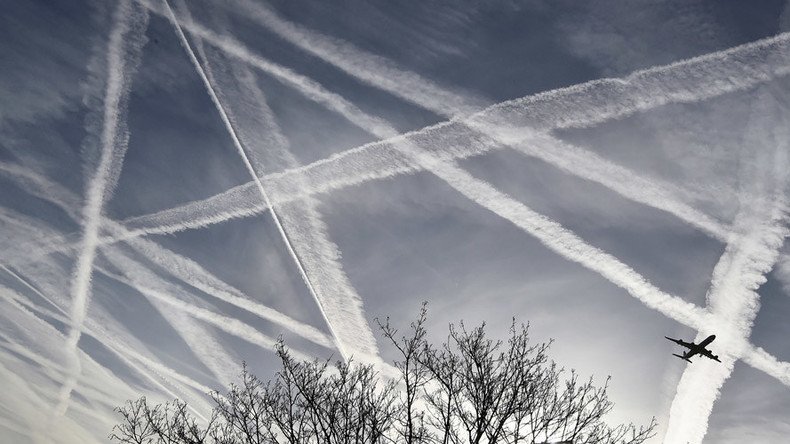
[111,307,655,444]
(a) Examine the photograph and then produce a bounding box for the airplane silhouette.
[665,334,721,363]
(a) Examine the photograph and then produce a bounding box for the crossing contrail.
[8,268,216,416]
[4,252,215,418]
[17,25,790,258]
[223,0,730,240]
[165,4,720,391]
[664,90,790,444]
[99,247,317,363]
[98,25,790,249]
[17,3,790,388]
[53,0,149,424]
[0,161,335,349]
[222,0,488,116]
[163,0,353,360]
[179,0,380,361]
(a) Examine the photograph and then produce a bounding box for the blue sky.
[1,0,789,442]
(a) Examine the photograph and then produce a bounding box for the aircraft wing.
[665,336,694,349]
[701,349,721,362]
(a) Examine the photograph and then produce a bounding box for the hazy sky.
[1,1,789,443]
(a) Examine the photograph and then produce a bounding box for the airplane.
[665,334,721,363]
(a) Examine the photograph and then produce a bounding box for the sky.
[0,0,789,443]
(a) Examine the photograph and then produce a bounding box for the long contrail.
[9,7,789,388]
[664,91,790,444]
[146,18,790,392]
[162,0,353,360]
[1,225,216,414]
[162,0,708,334]
[0,162,335,349]
[54,0,148,423]
[222,0,488,116]
[224,0,730,240]
[180,0,380,361]
[98,25,790,248]
[98,248,314,361]
[18,25,790,255]
[7,261,215,417]
[167,0,790,236]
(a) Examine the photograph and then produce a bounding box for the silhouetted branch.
[111,306,656,444]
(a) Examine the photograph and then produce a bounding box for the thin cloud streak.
[54,0,148,423]
[222,0,488,116]
[112,28,790,248]
[0,162,335,349]
[152,0,790,389]
[3,250,215,418]
[664,93,790,444]
[98,248,314,362]
[6,273,215,417]
[227,0,730,240]
[66,7,790,389]
[163,0,355,361]
[181,0,381,361]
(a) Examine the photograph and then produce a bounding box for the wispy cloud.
[53,0,149,426]
[163,0,372,362]
[175,0,382,362]
[665,89,790,444]
[0,161,335,349]
[101,28,790,248]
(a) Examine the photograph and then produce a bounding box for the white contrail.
[162,0,353,360]
[54,0,148,422]
[165,0,790,230]
[162,0,714,341]
[0,359,101,444]
[221,0,488,116]
[102,25,790,248]
[99,248,315,363]
[17,2,790,384]
[0,284,170,442]
[4,255,214,417]
[0,162,335,348]
[17,27,790,253]
[224,0,729,240]
[180,0,380,361]
[664,91,790,444]
[0,289,133,409]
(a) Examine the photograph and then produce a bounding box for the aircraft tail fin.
[673,353,692,363]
